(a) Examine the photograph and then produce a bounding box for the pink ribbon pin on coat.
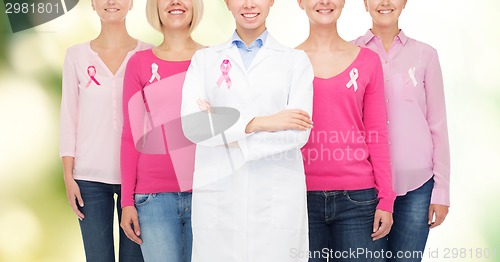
[86,66,101,88]
[217,59,232,89]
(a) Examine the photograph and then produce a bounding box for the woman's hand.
[120,206,142,244]
[428,204,449,229]
[197,99,211,112]
[64,178,85,220]
[246,109,313,133]
[62,156,84,220]
[371,209,393,241]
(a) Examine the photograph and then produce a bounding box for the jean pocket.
[345,188,378,205]
[134,194,153,207]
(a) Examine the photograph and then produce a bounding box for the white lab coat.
[181,34,313,262]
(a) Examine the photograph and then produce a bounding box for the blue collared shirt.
[231,30,268,69]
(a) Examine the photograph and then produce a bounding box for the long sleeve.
[425,50,450,206]
[238,51,314,161]
[364,56,396,213]
[181,50,256,147]
[181,50,213,143]
[59,51,79,158]
[121,55,142,207]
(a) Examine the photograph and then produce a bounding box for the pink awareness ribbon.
[86,66,101,88]
[217,59,232,89]
[149,63,161,83]
[346,68,359,92]
[408,67,417,87]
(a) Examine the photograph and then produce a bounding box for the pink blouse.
[59,41,152,184]
[353,30,450,206]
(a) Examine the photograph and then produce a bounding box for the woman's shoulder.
[137,41,155,51]
[352,47,383,71]
[66,41,89,50]
[123,49,156,76]
[392,30,437,55]
[64,42,91,58]
[350,35,365,46]
[358,46,381,61]
[408,37,439,56]
[128,48,154,64]
[132,48,153,58]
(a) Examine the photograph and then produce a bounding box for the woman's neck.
[155,28,201,61]
[303,23,346,52]
[93,21,134,48]
[235,24,266,46]
[158,29,197,51]
[371,24,400,52]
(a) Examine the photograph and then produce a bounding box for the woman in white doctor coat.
[181,1,314,261]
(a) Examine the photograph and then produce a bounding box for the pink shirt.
[121,49,193,207]
[302,48,396,212]
[353,30,450,206]
[59,41,152,184]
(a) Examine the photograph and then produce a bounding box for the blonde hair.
[145,0,203,33]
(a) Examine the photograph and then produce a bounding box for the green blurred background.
[0,0,499,261]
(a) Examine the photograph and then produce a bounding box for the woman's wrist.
[246,116,269,133]
[246,117,258,134]
[63,172,74,182]
[61,156,75,181]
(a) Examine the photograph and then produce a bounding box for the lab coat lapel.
[248,35,287,72]
[215,40,245,73]
[225,47,246,72]
[247,48,270,72]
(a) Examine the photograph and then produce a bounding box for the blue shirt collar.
[231,29,268,50]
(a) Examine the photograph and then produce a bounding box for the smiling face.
[92,0,133,23]
[224,0,274,34]
[364,0,406,29]
[157,0,194,32]
[298,0,344,26]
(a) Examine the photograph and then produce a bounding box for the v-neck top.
[59,41,153,184]
[302,47,396,212]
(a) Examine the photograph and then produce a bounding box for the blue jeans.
[76,180,144,262]
[135,192,192,262]
[307,188,388,262]
[387,178,434,262]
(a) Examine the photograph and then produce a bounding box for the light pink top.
[353,30,450,206]
[59,41,153,184]
[302,48,396,212]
